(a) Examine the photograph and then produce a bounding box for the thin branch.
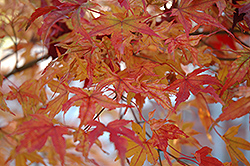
[0,51,14,62]
[157,149,163,166]
[191,30,250,50]
[4,54,50,78]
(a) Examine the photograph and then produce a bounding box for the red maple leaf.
[25,6,58,30]
[171,0,231,37]
[13,114,69,165]
[149,119,188,165]
[166,68,223,110]
[194,146,223,166]
[88,120,143,166]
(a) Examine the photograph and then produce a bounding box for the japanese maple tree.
[1,0,250,165]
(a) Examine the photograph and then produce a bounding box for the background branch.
[4,54,50,78]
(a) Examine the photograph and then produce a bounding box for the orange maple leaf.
[13,114,69,165]
[96,70,142,101]
[89,9,160,38]
[89,6,160,55]
[165,34,203,65]
[140,80,173,110]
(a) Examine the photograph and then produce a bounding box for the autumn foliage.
[1,0,250,165]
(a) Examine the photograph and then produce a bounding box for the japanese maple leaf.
[165,68,223,110]
[171,0,230,37]
[89,7,160,54]
[13,114,69,165]
[188,93,215,134]
[37,80,69,118]
[62,84,129,127]
[165,34,203,65]
[28,1,94,45]
[118,0,130,10]
[125,123,158,166]
[194,146,223,166]
[140,80,173,111]
[88,120,143,166]
[25,6,58,30]
[90,10,160,38]
[6,79,43,105]
[221,125,250,166]
[6,149,46,166]
[0,92,14,115]
[96,70,142,101]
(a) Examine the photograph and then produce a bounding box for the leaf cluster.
[0,0,250,166]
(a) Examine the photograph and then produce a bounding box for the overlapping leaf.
[25,6,58,30]
[0,92,13,115]
[6,150,46,166]
[149,119,189,165]
[239,3,250,28]
[90,9,160,38]
[165,34,203,65]
[89,6,160,54]
[37,80,69,118]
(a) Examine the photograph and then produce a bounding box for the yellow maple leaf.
[221,125,250,166]
[126,122,158,166]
